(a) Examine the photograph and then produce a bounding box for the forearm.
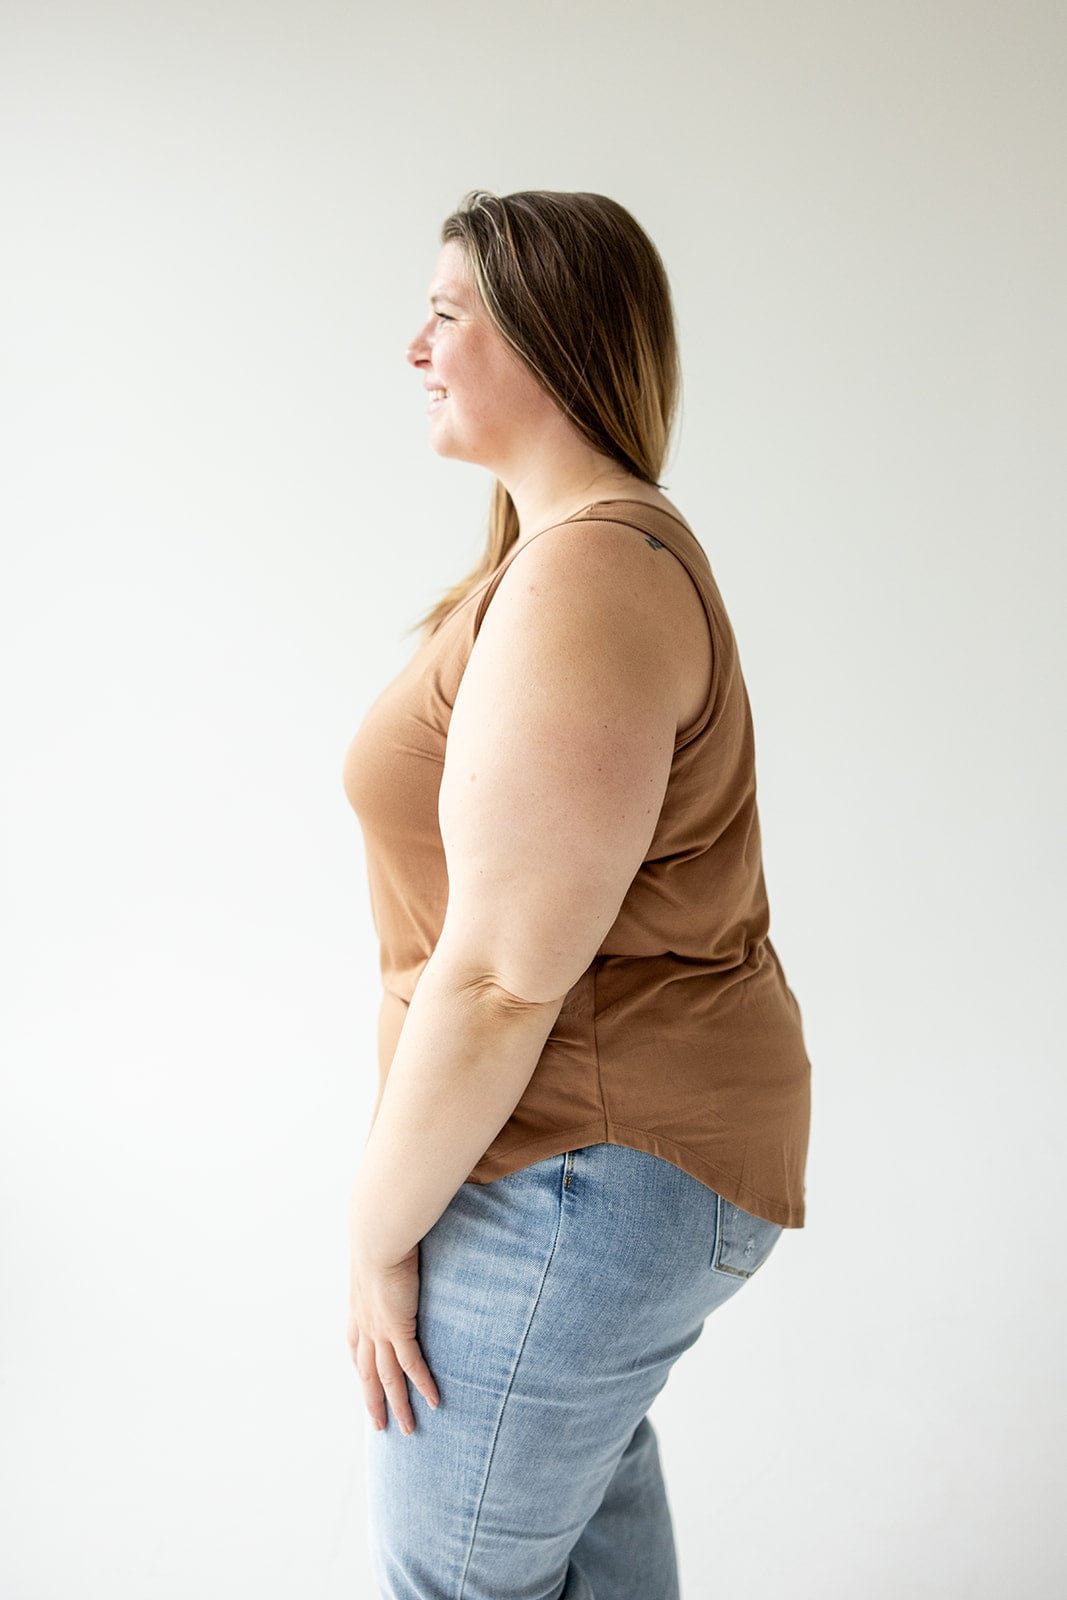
[349,951,564,1264]
[365,988,404,1135]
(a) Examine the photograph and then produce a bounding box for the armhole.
[663,541,721,752]
[568,514,722,753]
[472,566,509,637]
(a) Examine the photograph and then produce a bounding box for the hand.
[346,1242,441,1435]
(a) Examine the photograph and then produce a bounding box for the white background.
[2,2,1065,1595]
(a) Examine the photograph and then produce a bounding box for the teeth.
[429,388,448,400]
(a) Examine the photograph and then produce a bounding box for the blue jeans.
[365,1142,786,1599]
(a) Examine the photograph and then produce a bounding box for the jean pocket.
[709,1192,784,1277]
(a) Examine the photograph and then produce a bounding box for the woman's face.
[405,240,556,472]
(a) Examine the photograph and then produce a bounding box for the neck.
[504,469,655,550]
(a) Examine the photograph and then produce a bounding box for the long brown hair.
[408,189,683,641]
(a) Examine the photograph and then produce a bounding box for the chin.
[430,437,481,467]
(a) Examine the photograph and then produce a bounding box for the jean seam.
[455,1162,569,1599]
[710,1191,723,1272]
[711,1191,754,1278]
[710,1192,781,1278]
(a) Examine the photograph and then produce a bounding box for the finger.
[375,1343,416,1434]
[393,1335,441,1409]
[353,1329,388,1431]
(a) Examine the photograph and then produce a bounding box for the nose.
[405,315,436,367]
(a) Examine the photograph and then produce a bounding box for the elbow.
[425,941,569,1014]
[461,969,565,1014]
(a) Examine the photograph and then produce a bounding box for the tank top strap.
[574,502,724,748]
[472,499,722,749]
[568,500,708,576]
[472,499,697,624]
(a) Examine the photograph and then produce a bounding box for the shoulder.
[489,514,692,623]
[482,514,707,673]
[460,518,688,714]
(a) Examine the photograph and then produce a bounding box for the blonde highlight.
[408,189,682,641]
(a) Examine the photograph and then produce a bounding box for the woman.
[342,189,812,1600]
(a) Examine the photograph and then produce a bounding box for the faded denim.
[365,1141,785,1599]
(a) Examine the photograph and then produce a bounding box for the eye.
[434,311,454,322]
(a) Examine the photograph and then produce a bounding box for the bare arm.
[348,523,691,1264]
[351,958,565,1263]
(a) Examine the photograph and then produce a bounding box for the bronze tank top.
[342,499,811,1226]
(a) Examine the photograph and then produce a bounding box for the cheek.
[476,353,524,409]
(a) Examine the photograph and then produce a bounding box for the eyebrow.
[429,289,464,307]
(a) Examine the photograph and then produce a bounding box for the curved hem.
[465,1124,805,1229]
